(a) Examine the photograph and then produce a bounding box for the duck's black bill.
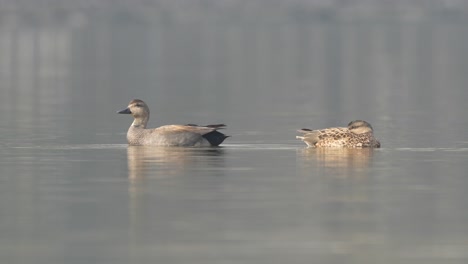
[117,108,131,114]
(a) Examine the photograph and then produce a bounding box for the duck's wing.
[153,124,228,146]
[185,123,227,130]
[296,127,349,147]
[156,124,225,135]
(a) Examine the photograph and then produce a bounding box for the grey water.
[2,2,468,264]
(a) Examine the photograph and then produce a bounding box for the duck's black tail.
[186,124,229,146]
[203,131,229,146]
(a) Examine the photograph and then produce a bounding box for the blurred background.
[1,0,468,146]
[2,1,468,264]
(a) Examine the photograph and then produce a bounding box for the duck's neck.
[131,116,148,129]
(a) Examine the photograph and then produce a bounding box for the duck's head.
[347,120,373,134]
[118,99,150,119]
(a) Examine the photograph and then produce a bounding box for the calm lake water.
[2,3,468,264]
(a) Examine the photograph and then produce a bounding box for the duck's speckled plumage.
[118,99,228,146]
[296,120,380,148]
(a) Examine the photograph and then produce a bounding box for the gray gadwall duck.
[296,120,380,148]
[118,99,229,146]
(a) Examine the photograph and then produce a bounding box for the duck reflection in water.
[298,148,376,172]
[126,146,225,180]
